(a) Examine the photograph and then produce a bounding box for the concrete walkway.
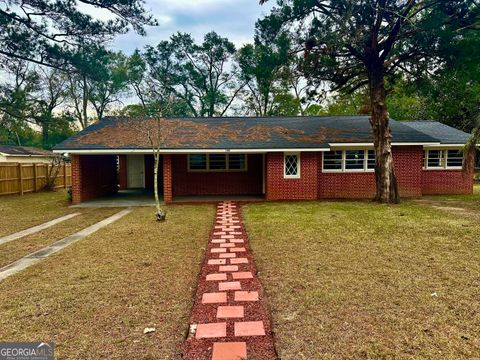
[0,209,132,282]
[0,213,80,246]
[71,190,264,208]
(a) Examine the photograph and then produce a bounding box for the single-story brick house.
[53,116,473,204]
[0,145,56,164]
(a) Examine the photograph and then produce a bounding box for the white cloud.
[156,14,174,26]
[76,1,118,21]
[111,0,275,54]
[147,0,239,13]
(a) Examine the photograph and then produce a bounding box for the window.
[188,154,247,172]
[228,154,247,170]
[345,150,365,170]
[367,150,375,170]
[209,154,227,170]
[427,150,445,168]
[322,149,375,172]
[424,149,463,169]
[189,154,207,170]
[447,150,463,168]
[323,151,343,170]
[284,153,300,178]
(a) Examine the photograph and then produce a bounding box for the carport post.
[163,154,173,204]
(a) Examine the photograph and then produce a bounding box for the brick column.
[265,153,273,201]
[70,155,82,204]
[118,155,128,190]
[163,154,173,204]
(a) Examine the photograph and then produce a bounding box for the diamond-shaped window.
[284,154,299,177]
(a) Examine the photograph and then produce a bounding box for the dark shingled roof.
[0,145,54,156]
[402,121,471,144]
[55,116,442,151]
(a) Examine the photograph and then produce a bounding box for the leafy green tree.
[127,50,149,111]
[270,93,301,116]
[279,52,326,115]
[237,33,289,116]
[318,91,371,116]
[0,59,75,147]
[66,46,109,128]
[45,113,77,149]
[422,30,480,132]
[144,32,244,117]
[259,0,479,203]
[33,70,67,147]
[117,98,193,118]
[0,0,155,69]
[88,51,130,121]
[382,30,480,128]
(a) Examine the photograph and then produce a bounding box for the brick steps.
[182,201,276,360]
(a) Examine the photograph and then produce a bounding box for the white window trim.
[284,152,301,179]
[322,149,375,173]
[187,154,248,172]
[424,149,463,170]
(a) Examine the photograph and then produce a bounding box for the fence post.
[33,164,38,192]
[18,163,23,195]
[64,163,67,188]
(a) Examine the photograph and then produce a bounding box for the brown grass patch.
[0,208,121,268]
[0,190,73,237]
[0,205,214,359]
[243,201,480,359]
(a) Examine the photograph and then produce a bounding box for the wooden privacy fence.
[0,163,72,196]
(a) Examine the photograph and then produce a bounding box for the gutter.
[54,142,469,155]
[53,148,333,155]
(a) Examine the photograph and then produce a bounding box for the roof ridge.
[102,115,372,121]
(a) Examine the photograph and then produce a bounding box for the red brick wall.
[163,154,173,203]
[317,147,423,199]
[71,155,82,204]
[171,154,263,196]
[71,155,118,204]
[393,146,423,197]
[317,170,376,199]
[265,152,318,200]
[422,169,473,195]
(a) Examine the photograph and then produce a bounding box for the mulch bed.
[182,202,277,359]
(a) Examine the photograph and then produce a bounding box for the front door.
[127,155,145,188]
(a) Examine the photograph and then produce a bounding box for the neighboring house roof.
[402,121,471,144]
[0,145,54,157]
[54,116,442,152]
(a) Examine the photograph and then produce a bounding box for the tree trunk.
[368,70,400,204]
[42,122,49,149]
[82,75,89,129]
[153,151,166,221]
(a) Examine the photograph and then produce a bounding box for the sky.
[105,0,276,53]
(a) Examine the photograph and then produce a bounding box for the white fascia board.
[423,143,466,148]
[329,142,441,147]
[53,148,331,155]
[4,154,55,157]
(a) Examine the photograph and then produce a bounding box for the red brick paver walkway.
[183,202,277,360]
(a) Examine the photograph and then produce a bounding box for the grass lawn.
[0,190,74,237]
[0,207,121,268]
[244,200,480,359]
[420,184,480,213]
[0,205,214,359]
